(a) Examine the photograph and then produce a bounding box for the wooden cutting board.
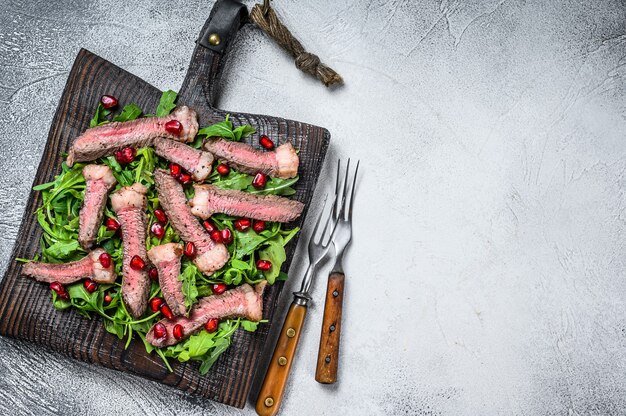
[0,0,329,409]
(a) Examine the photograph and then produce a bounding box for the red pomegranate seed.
[160,303,174,320]
[259,135,275,150]
[184,241,196,258]
[83,279,98,293]
[150,297,164,312]
[170,163,181,177]
[148,267,159,281]
[130,255,145,270]
[153,322,167,339]
[114,150,126,164]
[253,220,266,233]
[256,259,272,271]
[204,318,219,333]
[216,163,230,176]
[212,283,227,295]
[49,281,64,294]
[58,291,70,301]
[105,217,120,232]
[233,218,251,232]
[154,209,167,224]
[221,228,233,244]
[151,222,165,239]
[210,230,223,244]
[252,172,267,189]
[164,120,183,135]
[98,252,112,268]
[173,324,184,340]
[178,172,192,185]
[203,220,217,233]
[123,147,136,163]
[100,95,118,109]
[104,293,113,304]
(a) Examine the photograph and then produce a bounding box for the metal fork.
[256,189,340,416]
[315,159,359,384]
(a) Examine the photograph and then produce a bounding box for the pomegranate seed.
[252,172,267,189]
[221,228,233,244]
[173,324,184,340]
[170,163,181,177]
[83,279,98,293]
[50,281,64,294]
[57,291,70,301]
[151,222,165,239]
[259,135,275,150]
[149,267,159,281]
[210,230,223,244]
[256,259,272,271]
[114,150,125,164]
[104,293,113,304]
[153,323,167,339]
[212,283,227,295]
[184,241,196,258]
[204,318,219,333]
[160,303,174,320]
[203,220,217,233]
[124,147,137,163]
[105,217,120,232]
[178,172,192,185]
[253,220,266,233]
[154,209,167,224]
[216,163,230,176]
[98,252,112,268]
[150,297,164,313]
[165,120,183,135]
[130,255,145,270]
[233,218,251,232]
[100,95,118,109]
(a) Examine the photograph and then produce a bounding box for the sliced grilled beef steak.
[78,164,117,249]
[190,184,304,222]
[67,106,199,166]
[147,243,186,317]
[153,137,214,182]
[146,281,267,347]
[154,169,229,275]
[203,138,299,179]
[21,248,116,284]
[111,183,150,318]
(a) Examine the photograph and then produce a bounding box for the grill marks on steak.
[67,106,199,166]
[190,184,304,223]
[203,138,299,179]
[21,248,116,284]
[153,137,214,182]
[78,165,117,249]
[146,281,267,347]
[111,183,150,318]
[154,169,229,275]
[147,243,186,317]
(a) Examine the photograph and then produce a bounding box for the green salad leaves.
[29,91,299,374]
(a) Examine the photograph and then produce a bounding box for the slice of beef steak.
[111,183,150,318]
[203,138,298,179]
[153,137,214,182]
[147,243,186,317]
[67,106,199,166]
[146,281,267,347]
[189,184,304,223]
[78,164,117,249]
[21,247,116,284]
[154,169,229,275]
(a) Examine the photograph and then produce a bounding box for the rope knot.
[295,52,321,74]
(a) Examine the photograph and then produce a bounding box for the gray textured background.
[1,0,626,414]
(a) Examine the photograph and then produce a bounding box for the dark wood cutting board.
[0,0,329,409]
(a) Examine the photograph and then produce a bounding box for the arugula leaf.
[112,104,142,122]
[241,320,259,332]
[197,115,256,141]
[90,103,111,128]
[247,176,298,196]
[233,124,256,141]
[180,262,199,309]
[258,235,287,284]
[155,90,178,117]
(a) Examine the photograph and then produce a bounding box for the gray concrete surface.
[1,0,626,414]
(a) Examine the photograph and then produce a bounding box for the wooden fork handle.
[315,271,345,384]
[256,301,307,416]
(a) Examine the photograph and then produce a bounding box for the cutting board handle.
[178,0,247,117]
